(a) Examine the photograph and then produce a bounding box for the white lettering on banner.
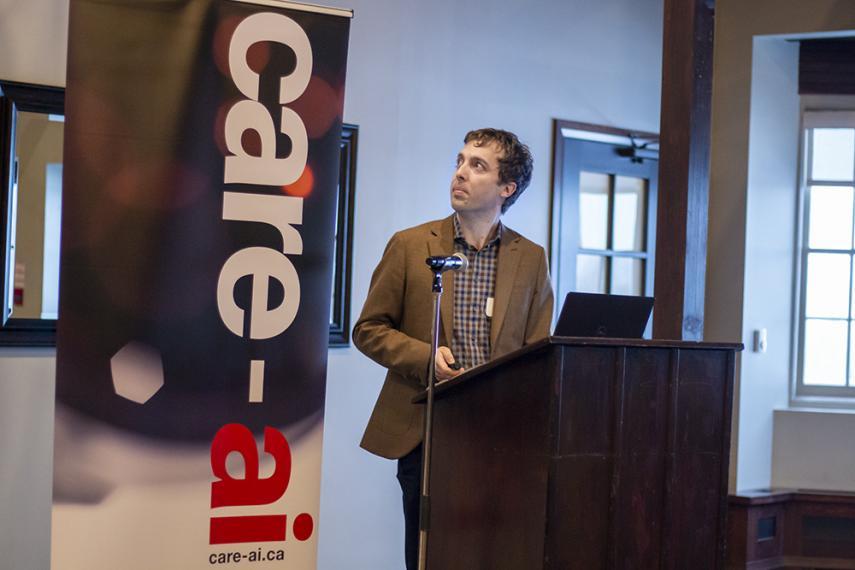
[217,192,303,339]
[216,11,311,346]
[218,246,301,339]
[224,100,308,186]
[225,12,312,186]
[222,191,304,255]
[228,12,312,104]
[211,9,314,548]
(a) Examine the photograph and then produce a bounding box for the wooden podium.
[418,336,741,569]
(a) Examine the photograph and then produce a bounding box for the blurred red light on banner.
[283,165,314,197]
[213,101,232,156]
[106,161,207,210]
[291,76,341,139]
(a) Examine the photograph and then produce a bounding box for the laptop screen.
[554,292,654,339]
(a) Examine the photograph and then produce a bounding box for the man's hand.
[435,346,464,381]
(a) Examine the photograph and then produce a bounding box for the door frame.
[549,119,660,317]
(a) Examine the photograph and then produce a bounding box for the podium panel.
[424,337,739,570]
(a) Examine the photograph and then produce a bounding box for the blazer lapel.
[491,231,521,353]
[427,216,456,347]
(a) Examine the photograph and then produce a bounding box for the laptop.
[554,292,654,339]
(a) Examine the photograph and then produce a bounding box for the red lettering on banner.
[210,515,287,545]
[210,424,291,507]
[208,424,314,545]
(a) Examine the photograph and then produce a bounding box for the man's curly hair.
[464,128,533,213]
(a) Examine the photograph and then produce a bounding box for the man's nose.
[455,163,467,179]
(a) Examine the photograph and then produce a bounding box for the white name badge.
[485,297,494,318]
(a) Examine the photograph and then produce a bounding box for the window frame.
[793,110,855,403]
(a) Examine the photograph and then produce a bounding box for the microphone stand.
[417,268,443,570]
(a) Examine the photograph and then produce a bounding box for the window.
[796,111,855,398]
[576,170,652,296]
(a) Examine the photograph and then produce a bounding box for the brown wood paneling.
[666,453,723,569]
[728,489,855,568]
[663,348,730,569]
[728,504,750,567]
[653,0,715,341]
[428,349,553,570]
[426,339,738,569]
[748,505,785,561]
[547,456,612,569]
[611,348,670,566]
[623,348,671,452]
[800,38,855,95]
[675,349,727,453]
[558,346,617,455]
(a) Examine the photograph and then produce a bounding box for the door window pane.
[578,171,609,249]
[805,253,851,319]
[808,186,854,250]
[613,176,646,251]
[803,319,848,386]
[812,128,855,182]
[611,257,643,296]
[576,254,606,293]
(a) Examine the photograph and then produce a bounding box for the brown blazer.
[353,215,554,459]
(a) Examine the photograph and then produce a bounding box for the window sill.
[782,399,855,414]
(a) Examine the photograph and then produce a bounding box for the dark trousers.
[397,445,422,570]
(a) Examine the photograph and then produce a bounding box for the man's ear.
[500,182,517,200]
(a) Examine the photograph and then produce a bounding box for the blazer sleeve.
[524,246,555,344]
[352,232,432,384]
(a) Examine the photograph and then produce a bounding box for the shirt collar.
[453,214,503,249]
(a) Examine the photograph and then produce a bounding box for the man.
[353,128,554,569]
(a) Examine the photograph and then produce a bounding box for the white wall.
[0,0,665,568]
[709,0,855,493]
[0,0,68,86]
[0,1,69,567]
[0,350,55,570]
[773,409,855,490]
[734,37,800,491]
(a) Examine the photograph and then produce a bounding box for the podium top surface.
[547,336,743,350]
[414,336,743,403]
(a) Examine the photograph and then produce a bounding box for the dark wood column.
[653,0,715,341]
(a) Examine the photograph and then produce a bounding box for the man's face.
[450,140,516,217]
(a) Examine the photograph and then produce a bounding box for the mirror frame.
[329,123,357,347]
[0,80,64,347]
[0,85,357,348]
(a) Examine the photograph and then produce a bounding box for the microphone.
[426,252,469,272]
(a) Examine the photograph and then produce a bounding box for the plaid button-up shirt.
[451,215,501,370]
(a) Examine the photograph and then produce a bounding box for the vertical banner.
[53,1,350,568]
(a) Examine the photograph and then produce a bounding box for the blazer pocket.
[375,373,418,436]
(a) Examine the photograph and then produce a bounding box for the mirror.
[0,81,64,346]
